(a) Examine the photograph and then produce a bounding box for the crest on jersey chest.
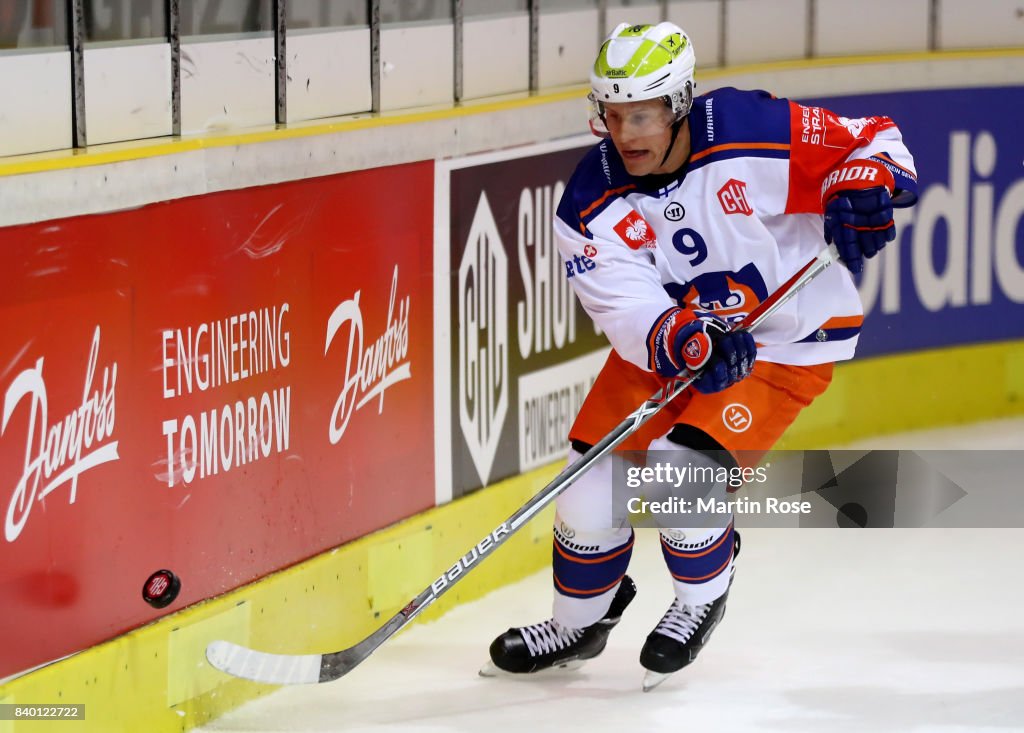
[664,262,769,324]
[717,179,753,216]
[613,210,658,249]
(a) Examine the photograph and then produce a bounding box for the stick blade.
[206,640,324,685]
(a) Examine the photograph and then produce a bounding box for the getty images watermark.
[623,460,811,520]
[609,449,1024,529]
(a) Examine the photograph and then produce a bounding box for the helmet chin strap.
[659,114,686,168]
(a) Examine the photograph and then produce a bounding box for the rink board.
[783,338,1024,448]
[0,462,557,733]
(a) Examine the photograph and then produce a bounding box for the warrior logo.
[723,403,753,433]
[665,202,685,221]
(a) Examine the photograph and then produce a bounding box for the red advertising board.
[0,163,435,678]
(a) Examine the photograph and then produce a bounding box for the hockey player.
[483,22,918,690]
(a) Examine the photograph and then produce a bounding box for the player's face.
[603,100,684,176]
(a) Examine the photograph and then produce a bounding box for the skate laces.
[520,620,584,657]
[653,599,710,644]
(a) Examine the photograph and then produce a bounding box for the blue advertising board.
[806,86,1024,358]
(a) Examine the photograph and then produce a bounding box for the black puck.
[143,569,181,609]
[837,502,869,528]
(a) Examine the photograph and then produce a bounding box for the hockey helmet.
[589,22,696,138]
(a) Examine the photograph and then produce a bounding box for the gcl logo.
[459,193,509,486]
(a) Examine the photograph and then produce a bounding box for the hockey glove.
[822,158,897,274]
[653,309,757,393]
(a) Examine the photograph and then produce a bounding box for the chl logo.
[718,179,752,216]
[459,193,509,486]
[722,403,753,433]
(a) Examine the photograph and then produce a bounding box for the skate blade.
[478,659,587,678]
[642,670,673,692]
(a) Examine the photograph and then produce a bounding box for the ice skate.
[638,591,730,691]
[640,531,740,691]
[480,575,636,677]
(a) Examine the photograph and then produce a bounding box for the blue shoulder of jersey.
[687,87,792,172]
[555,139,636,236]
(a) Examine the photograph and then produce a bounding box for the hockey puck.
[837,502,869,528]
[143,569,181,609]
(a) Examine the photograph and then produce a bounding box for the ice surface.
[196,418,1024,733]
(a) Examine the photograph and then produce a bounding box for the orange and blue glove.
[822,158,897,275]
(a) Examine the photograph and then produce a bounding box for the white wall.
[2,4,1024,157]
[725,0,809,65]
[4,53,1023,229]
[938,0,1024,49]
[286,27,372,123]
[180,35,275,135]
[463,14,529,100]
[0,50,71,157]
[380,22,454,111]
[669,0,722,69]
[816,0,930,56]
[85,41,172,145]
[606,3,662,31]
[538,8,599,89]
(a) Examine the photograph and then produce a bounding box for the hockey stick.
[206,243,840,685]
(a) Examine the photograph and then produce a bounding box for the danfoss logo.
[325,265,411,444]
[459,192,509,486]
[2,326,119,543]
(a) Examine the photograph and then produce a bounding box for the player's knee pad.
[647,426,737,605]
[651,424,737,470]
[554,444,621,533]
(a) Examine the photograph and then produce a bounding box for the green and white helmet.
[589,22,696,137]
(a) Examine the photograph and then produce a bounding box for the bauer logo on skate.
[326,265,412,444]
[2,326,119,542]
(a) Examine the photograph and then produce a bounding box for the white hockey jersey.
[554,87,918,370]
